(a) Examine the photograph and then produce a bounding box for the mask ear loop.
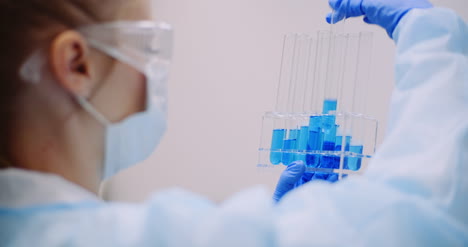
[75,96,112,126]
[20,46,112,128]
[19,49,47,84]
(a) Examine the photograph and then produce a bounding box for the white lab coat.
[1,7,467,247]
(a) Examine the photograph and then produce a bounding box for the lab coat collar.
[0,168,101,208]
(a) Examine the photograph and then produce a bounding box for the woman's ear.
[49,30,93,97]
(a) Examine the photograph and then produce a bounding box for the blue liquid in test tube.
[270,129,285,165]
[327,135,352,182]
[315,117,337,180]
[295,126,309,162]
[312,99,338,180]
[282,129,299,165]
[335,135,352,169]
[306,116,322,167]
[335,135,351,151]
[322,99,337,114]
[348,145,364,171]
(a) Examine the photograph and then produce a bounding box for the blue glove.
[326,0,433,38]
[273,161,342,202]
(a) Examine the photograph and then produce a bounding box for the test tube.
[352,32,373,115]
[333,33,360,172]
[274,34,298,113]
[295,117,309,163]
[310,31,331,114]
[281,34,314,165]
[323,33,348,113]
[270,34,297,165]
[338,33,360,112]
[291,35,315,163]
[348,32,374,171]
[322,14,346,115]
[305,31,331,167]
[319,34,347,174]
[270,127,286,165]
[291,34,313,113]
[281,125,299,165]
[302,37,318,113]
[318,15,347,180]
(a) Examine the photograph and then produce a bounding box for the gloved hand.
[273,161,342,202]
[326,0,433,38]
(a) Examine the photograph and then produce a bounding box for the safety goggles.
[78,21,173,115]
[78,21,173,73]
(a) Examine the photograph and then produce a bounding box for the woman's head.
[0,0,159,192]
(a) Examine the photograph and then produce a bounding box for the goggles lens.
[78,21,173,115]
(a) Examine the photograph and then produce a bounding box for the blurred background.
[102,0,468,202]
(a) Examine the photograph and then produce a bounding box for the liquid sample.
[326,173,347,183]
[335,136,351,152]
[270,129,285,165]
[282,129,299,165]
[348,145,364,171]
[335,135,352,169]
[295,126,309,162]
[322,98,337,114]
[318,121,337,178]
[306,116,322,167]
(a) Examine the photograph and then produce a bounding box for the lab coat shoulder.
[368,6,468,228]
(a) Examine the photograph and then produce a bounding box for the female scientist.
[0,0,467,246]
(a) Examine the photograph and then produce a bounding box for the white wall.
[102,0,468,202]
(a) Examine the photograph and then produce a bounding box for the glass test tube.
[293,35,316,163]
[282,34,314,165]
[318,16,347,179]
[305,31,331,167]
[310,30,331,114]
[275,34,298,113]
[302,37,318,113]
[270,34,297,165]
[322,16,346,114]
[352,32,373,116]
[338,33,360,112]
[348,32,374,171]
[291,34,313,113]
[332,34,360,176]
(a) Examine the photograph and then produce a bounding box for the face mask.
[76,21,173,180]
[76,72,167,180]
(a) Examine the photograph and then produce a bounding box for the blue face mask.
[76,73,167,180]
[75,21,173,180]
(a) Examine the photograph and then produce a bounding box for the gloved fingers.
[312,173,329,181]
[363,16,375,24]
[326,12,346,24]
[326,0,365,24]
[273,161,306,203]
[328,0,343,9]
[297,171,315,186]
[302,171,315,181]
[326,174,339,183]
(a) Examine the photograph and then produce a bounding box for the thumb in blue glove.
[273,161,348,202]
[326,0,433,38]
[273,161,306,203]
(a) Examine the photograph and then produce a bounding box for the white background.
[102,0,468,202]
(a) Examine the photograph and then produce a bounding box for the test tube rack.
[257,30,378,181]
